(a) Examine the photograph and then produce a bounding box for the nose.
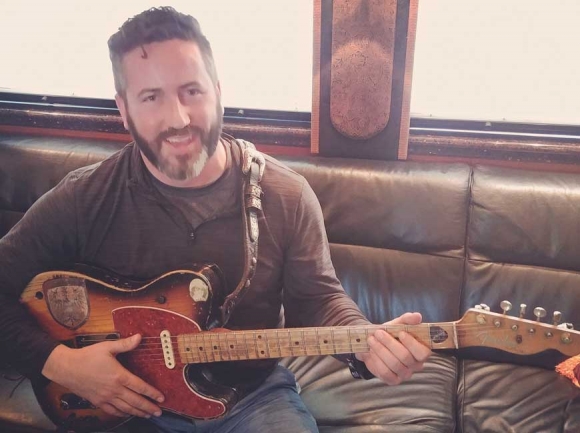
[165,97,190,131]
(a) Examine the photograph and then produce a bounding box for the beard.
[127,101,223,181]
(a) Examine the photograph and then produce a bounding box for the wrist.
[347,353,375,380]
[41,344,71,381]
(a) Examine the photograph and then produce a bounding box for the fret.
[254,331,268,359]
[263,332,272,358]
[288,329,306,356]
[246,331,258,360]
[197,332,215,362]
[275,330,283,358]
[190,334,199,363]
[208,332,220,362]
[199,333,210,363]
[347,328,354,353]
[333,328,351,355]
[349,327,368,353]
[240,332,250,360]
[252,331,260,359]
[314,328,322,355]
[287,329,294,357]
[331,328,337,354]
[316,328,334,355]
[225,332,239,361]
[302,329,319,356]
[268,330,281,358]
[218,333,231,361]
[177,335,188,363]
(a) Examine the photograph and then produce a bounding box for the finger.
[374,331,416,368]
[398,331,432,364]
[100,402,129,418]
[386,312,422,326]
[117,389,162,418]
[368,334,413,381]
[110,396,153,419]
[108,334,142,355]
[123,374,165,406]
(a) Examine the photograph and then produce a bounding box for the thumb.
[108,333,142,355]
[386,312,422,326]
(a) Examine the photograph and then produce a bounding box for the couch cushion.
[458,360,580,433]
[281,353,458,433]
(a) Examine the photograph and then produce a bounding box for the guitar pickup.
[73,333,120,348]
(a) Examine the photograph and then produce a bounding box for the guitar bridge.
[161,330,176,369]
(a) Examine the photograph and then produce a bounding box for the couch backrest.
[1,133,579,329]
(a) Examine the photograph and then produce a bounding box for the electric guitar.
[20,264,580,432]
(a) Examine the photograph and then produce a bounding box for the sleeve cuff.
[346,354,375,380]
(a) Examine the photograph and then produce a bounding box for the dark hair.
[107,6,218,96]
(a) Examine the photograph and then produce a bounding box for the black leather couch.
[1,133,579,432]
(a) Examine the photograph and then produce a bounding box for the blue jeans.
[143,365,319,433]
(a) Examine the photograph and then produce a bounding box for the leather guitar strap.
[217,138,265,327]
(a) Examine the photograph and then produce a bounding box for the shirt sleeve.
[0,175,78,380]
[282,178,370,329]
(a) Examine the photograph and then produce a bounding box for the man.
[0,7,430,432]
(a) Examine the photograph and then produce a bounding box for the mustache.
[156,125,204,143]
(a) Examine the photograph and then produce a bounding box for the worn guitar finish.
[21,264,223,432]
[20,266,580,432]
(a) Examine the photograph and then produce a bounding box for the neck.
[142,139,227,188]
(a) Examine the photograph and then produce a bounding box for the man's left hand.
[355,312,432,385]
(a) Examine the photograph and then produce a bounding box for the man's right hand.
[41,334,164,418]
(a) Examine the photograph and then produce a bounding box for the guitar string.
[74,322,569,346]
[73,325,571,356]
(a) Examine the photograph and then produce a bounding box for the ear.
[115,94,129,130]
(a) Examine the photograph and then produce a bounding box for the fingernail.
[399,332,406,341]
[154,411,162,417]
[157,396,164,403]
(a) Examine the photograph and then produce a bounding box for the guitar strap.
[216,138,265,328]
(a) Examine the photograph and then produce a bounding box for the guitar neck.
[177,323,456,363]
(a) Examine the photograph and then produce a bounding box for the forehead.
[121,39,211,94]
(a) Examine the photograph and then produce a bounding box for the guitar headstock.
[457,301,580,358]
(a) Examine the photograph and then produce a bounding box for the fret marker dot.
[199,347,204,351]
[261,350,265,354]
[323,340,328,344]
[258,335,262,339]
[214,346,218,350]
[356,338,361,343]
[294,341,299,345]
[186,347,190,352]
[230,345,234,349]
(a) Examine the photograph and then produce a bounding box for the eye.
[186,88,201,96]
[142,94,156,103]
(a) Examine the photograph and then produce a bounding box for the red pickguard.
[111,307,226,419]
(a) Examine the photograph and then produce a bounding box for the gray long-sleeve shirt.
[0,137,369,382]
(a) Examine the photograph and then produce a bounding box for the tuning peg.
[480,303,490,311]
[519,304,527,318]
[533,307,547,322]
[500,300,512,315]
[553,311,562,326]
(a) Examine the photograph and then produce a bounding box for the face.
[116,39,223,182]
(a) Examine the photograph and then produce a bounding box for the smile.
[163,134,196,151]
